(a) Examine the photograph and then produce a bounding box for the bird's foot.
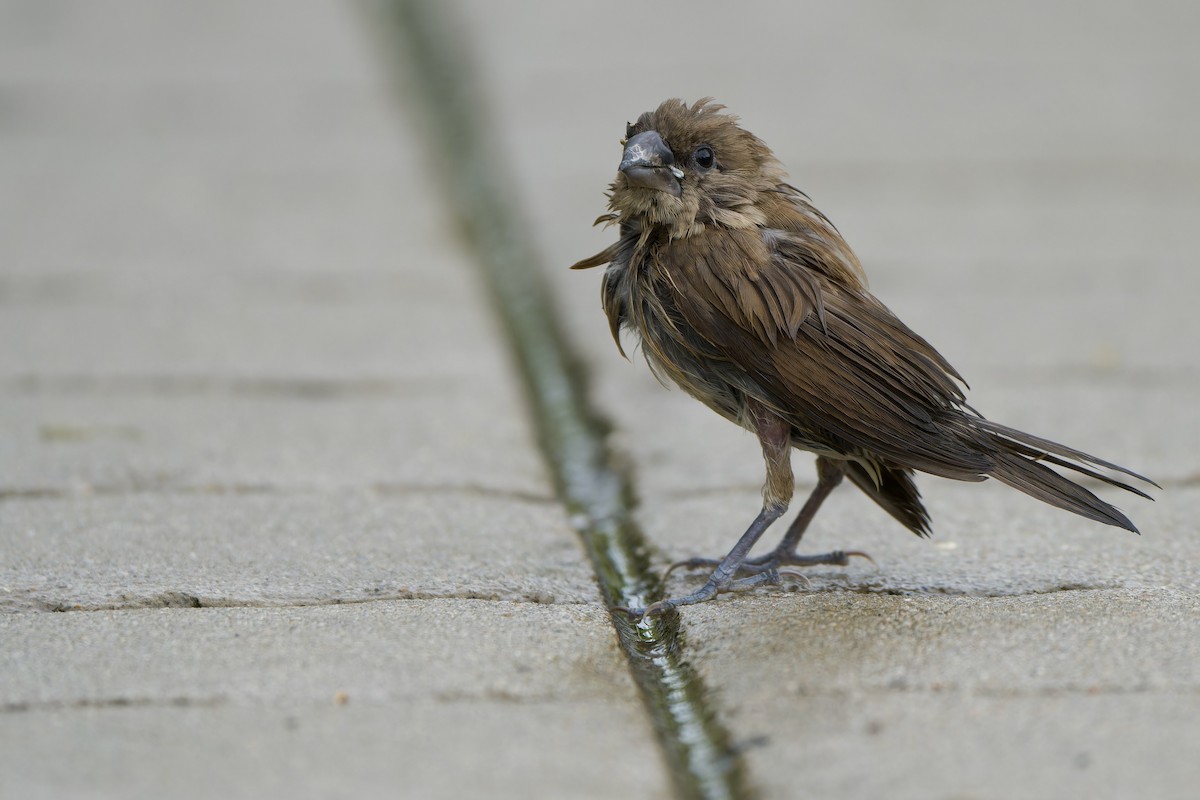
[621,568,802,619]
[663,548,874,580]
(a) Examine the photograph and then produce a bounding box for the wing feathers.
[660,228,991,479]
[591,202,1152,532]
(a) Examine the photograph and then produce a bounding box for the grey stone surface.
[0,388,549,499]
[0,602,664,800]
[0,492,592,612]
[0,1,664,798]
[682,589,1200,800]
[456,0,1200,798]
[1,601,632,707]
[1,702,661,800]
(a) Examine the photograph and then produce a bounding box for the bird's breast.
[614,256,752,428]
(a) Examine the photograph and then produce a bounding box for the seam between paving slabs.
[366,2,755,798]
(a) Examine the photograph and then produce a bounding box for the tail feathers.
[975,419,1155,533]
[976,419,1159,492]
[989,452,1139,532]
[845,461,933,538]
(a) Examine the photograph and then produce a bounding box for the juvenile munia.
[572,99,1155,617]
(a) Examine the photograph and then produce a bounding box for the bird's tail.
[976,419,1157,533]
[844,461,933,538]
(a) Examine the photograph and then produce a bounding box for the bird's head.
[607,98,786,239]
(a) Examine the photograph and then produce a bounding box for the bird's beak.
[619,130,683,197]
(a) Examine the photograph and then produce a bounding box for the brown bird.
[572,98,1155,617]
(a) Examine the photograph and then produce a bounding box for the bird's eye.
[693,145,716,170]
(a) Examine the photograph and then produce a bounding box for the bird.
[571,98,1156,618]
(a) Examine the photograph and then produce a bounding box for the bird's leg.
[665,456,872,578]
[746,456,872,569]
[633,400,793,617]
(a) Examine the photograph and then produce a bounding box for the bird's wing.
[657,226,994,479]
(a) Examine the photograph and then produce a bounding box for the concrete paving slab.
[0,702,668,800]
[681,590,1200,800]
[729,689,1199,800]
[0,280,522,381]
[0,386,550,499]
[1,601,631,706]
[0,601,666,800]
[0,492,591,612]
[685,589,1200,694]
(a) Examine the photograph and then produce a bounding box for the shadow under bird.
[572,98,1156,618]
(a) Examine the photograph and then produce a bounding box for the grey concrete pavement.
[2,601,651,799]
[1,2,664,798]
[458,0,1200,797]
[3,1,1199,799]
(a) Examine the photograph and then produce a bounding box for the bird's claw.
[662,557,721,580]
[775,548,877,569]
[839,550,877,568]
[610,601,671,620]
[775,568,813,589]
[641,599,674,617]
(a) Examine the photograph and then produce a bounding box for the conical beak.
[619,130,683,197]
